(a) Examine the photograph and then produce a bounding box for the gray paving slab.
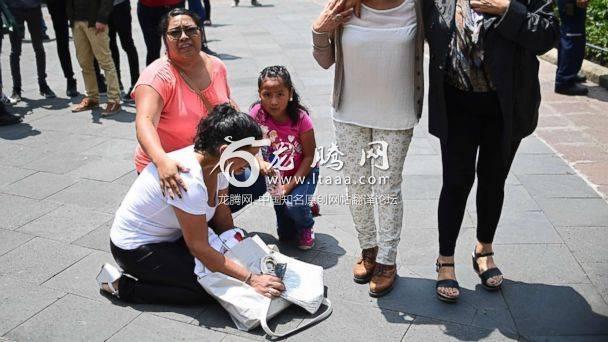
[0,229,34,256]
[502,282,608,336]
[17,205,113,243]
[5,294,139,342]
[517,136,555,155]
[0,276,65,335]
[1,172,78,200]
[580,262,608,305]
[287,299,413,342]
[22,152,101,175]
[0,142,50,167]
[42,250,119,303]
[0,194,61,230]
[0,237,90,284]
[557,227,608,263]
[0,166,36,187]
[493,244,589,285]
[404,155,443,176]
[402,317,517,341]
[493,211,563,245]
[67,158,135,182]
[511,153,575,175]
[518,174,600,198]
[46,179,130,214]
[80,139,138,161]
[72,220,112,252]
[403,175,443,200]
[403,199,474,229]
[107,313,225,342]
[535,198,608,227]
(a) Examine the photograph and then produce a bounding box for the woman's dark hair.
[159,8,202,46]
[194,104,263,156]
[254,65,310,125]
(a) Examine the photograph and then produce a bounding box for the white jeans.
[334,121,413,265]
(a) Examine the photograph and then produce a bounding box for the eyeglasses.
[166,26,200,40]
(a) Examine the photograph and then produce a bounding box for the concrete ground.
[1,0,607,340]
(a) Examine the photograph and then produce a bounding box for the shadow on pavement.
[375,278,608,339]
[587,85,608,102]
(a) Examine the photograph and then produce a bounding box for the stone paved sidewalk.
[1,0,608,341]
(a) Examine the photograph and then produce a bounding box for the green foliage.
[586,0,608,65]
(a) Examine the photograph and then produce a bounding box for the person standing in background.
[137,0,185,66]
[68,0,122,115]
[108,0,140,101]
[46,0,80,97]
[6,0,56,103]
[555,0,590,96]
[202,0,210,25]
[0,0,22,125]
[186,0,215,55]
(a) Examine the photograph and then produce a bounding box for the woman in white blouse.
[312,0,424,297]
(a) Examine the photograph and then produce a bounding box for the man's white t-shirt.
[110,145,229,250]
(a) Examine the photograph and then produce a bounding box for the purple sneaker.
[297,227,315,250]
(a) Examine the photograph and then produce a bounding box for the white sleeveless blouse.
[333,0,418,130]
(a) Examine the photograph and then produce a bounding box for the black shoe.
[574,73,587,83]
[66,79,79,97]
[42,33,51,42]
[0,105,22,126]
[232,0,239,6]
[10,91,21,103]
[202,45,218,56]
[251,0,262,6]
[40,85,57,99]
[555,83,589,96]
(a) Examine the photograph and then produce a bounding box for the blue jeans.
[556,0,586,87]
[274,167,319,240]
[228,167,267,213]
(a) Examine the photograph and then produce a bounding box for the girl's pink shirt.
[249,103,315,178]
[133,56,231,173]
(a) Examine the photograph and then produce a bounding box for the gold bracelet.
[244,272,253,285]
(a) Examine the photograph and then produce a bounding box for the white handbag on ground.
[195,231,332,338]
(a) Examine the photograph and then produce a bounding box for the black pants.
[46,0,76,83]
[111,238,212,304]
[438,84,520,257]
[555,0,586,87]
[109,1,140,89]
[203,0,211,20]
[8,6,48,92]
[137,1,185,66]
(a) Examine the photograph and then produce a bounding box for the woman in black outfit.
[422,0,559,302]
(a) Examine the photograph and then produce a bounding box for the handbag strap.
[260,298,333,338]
[169,58,214,114]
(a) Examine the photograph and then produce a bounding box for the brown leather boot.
[353,246,378,284]
[369,263,397,297]
[72,97,99,112]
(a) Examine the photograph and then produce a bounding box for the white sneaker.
[0,93,16,105]
[96,263,122,296]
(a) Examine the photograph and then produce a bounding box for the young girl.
[250,66,319,250]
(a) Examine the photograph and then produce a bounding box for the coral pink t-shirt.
[133,56,231,173]
[249,103,314,178]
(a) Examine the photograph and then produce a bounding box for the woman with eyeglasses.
[132,8,266,213]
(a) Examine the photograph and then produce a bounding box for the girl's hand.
[312,0,354,33]
[157,156,190,199]
[259,160,276,176]
[249,274,285,298]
